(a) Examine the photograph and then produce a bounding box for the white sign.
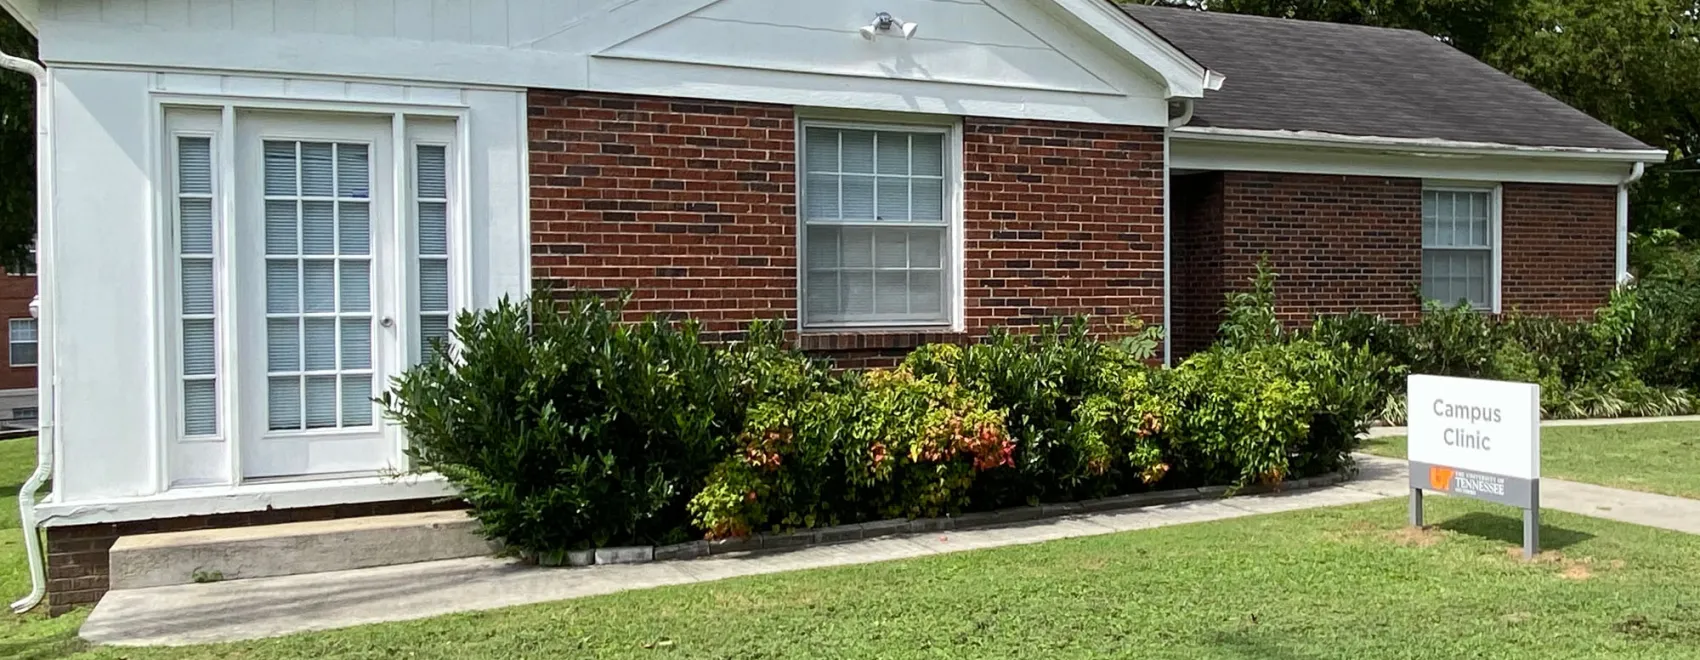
[1408,375,1540,480]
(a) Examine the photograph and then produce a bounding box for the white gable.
[35,0,1197,126]
[598,0,1121,96]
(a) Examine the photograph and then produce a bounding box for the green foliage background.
[0,11,34,270]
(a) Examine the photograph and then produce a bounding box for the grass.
[1362,421,1700,499]
[1,437,88,660]
[3,442,1700,658]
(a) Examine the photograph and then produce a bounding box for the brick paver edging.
[587,472,1348,563]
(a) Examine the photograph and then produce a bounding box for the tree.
[1149,0,1700,237]
[0,11,35,271]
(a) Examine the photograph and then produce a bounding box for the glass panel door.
[237,113,397,480]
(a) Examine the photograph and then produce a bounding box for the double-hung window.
[164,106,459,482]
[800,122,953,329]
[7,319,36,367]
[1421,186,1500,311]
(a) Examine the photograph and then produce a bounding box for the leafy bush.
[902,318,1164,506]
[385,288,1392,555]
[381,293,818,558]
[1295,238,1700,425]
[688,365,1012,538]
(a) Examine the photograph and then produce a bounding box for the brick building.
[0,270,37,423]
[2,0,1662,612]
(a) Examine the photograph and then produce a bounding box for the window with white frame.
[800,122,952,328]
[164,106,458,478]
[1421,187,1499,311]
[7,319,35,367]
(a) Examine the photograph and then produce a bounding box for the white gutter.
[1617,162,1648,284]
[1173,126,1670,162]
[1167,99,1194,129]
[1,48,52,615]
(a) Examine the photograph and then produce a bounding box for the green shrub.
[381,293,817,557]
[902,318,1162,506]
[385,285,1414,553]
[688,363,1012,538]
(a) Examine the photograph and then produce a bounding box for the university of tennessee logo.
[1429,466,1455,491]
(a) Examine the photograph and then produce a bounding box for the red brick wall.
[1173,172,1424,352]
[1501,183,1616,318]
[528,91,798,332]
[0,272,35,393]
[528,91,1166,362]
[961,119,1165,334]
[1172,173,1617,353]
[1172,173,1226,356]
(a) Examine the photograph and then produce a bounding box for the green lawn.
[6,440,1700,659]
[1362,421,1700,499]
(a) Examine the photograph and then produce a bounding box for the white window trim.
[151,95,473,491]
[7,318,36,367]
[165,112,225,442]
[1421,181,1503,314]
[795,116,965,332]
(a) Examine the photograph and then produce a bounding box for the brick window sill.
[796,329,969,352]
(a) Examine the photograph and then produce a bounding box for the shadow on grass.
[1208,630,1322,660]
[1437,512,1594,551]
[0,625,88,660]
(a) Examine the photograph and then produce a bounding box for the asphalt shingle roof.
[1119,4,1654,151]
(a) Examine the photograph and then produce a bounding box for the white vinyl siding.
[1422,187,1500,311]
[7,319,36,367]
[800,123,953,328]
[261,140,376,430]
[175,134,220,436]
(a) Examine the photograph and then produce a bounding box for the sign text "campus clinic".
[1431,400,1503,450]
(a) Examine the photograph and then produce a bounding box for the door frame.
[150,95,472,490]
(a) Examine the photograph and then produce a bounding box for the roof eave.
[1,0,37,37]
[1172,126,1667,163]
[1052,0,1221,98]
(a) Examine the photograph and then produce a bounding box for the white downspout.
[1617,162,1647,285]
[1,48,54,614]
[1162,99,1190,366]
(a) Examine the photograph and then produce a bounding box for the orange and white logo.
[1429,466,1455,491]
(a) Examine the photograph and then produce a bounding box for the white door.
[235,112,399,479]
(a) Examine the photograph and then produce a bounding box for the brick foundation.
[527,91,1166,367]
[44,498,461,615]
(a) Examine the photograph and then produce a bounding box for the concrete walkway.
[1366,414,1700,438]
[82,465,1408,647]
[80,454,1700,647]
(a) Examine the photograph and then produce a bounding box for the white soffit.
[1170,127,1664,186]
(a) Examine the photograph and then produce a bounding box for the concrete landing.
[109,510,494,589]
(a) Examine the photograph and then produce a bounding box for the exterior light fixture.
[859,12,919,40]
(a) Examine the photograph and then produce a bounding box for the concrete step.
[109,510,496,589]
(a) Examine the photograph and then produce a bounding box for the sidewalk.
[1353,453,1700,535]
[1366,414,1700,438]
[81,466,1406,647]
[79,455,1700,647]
